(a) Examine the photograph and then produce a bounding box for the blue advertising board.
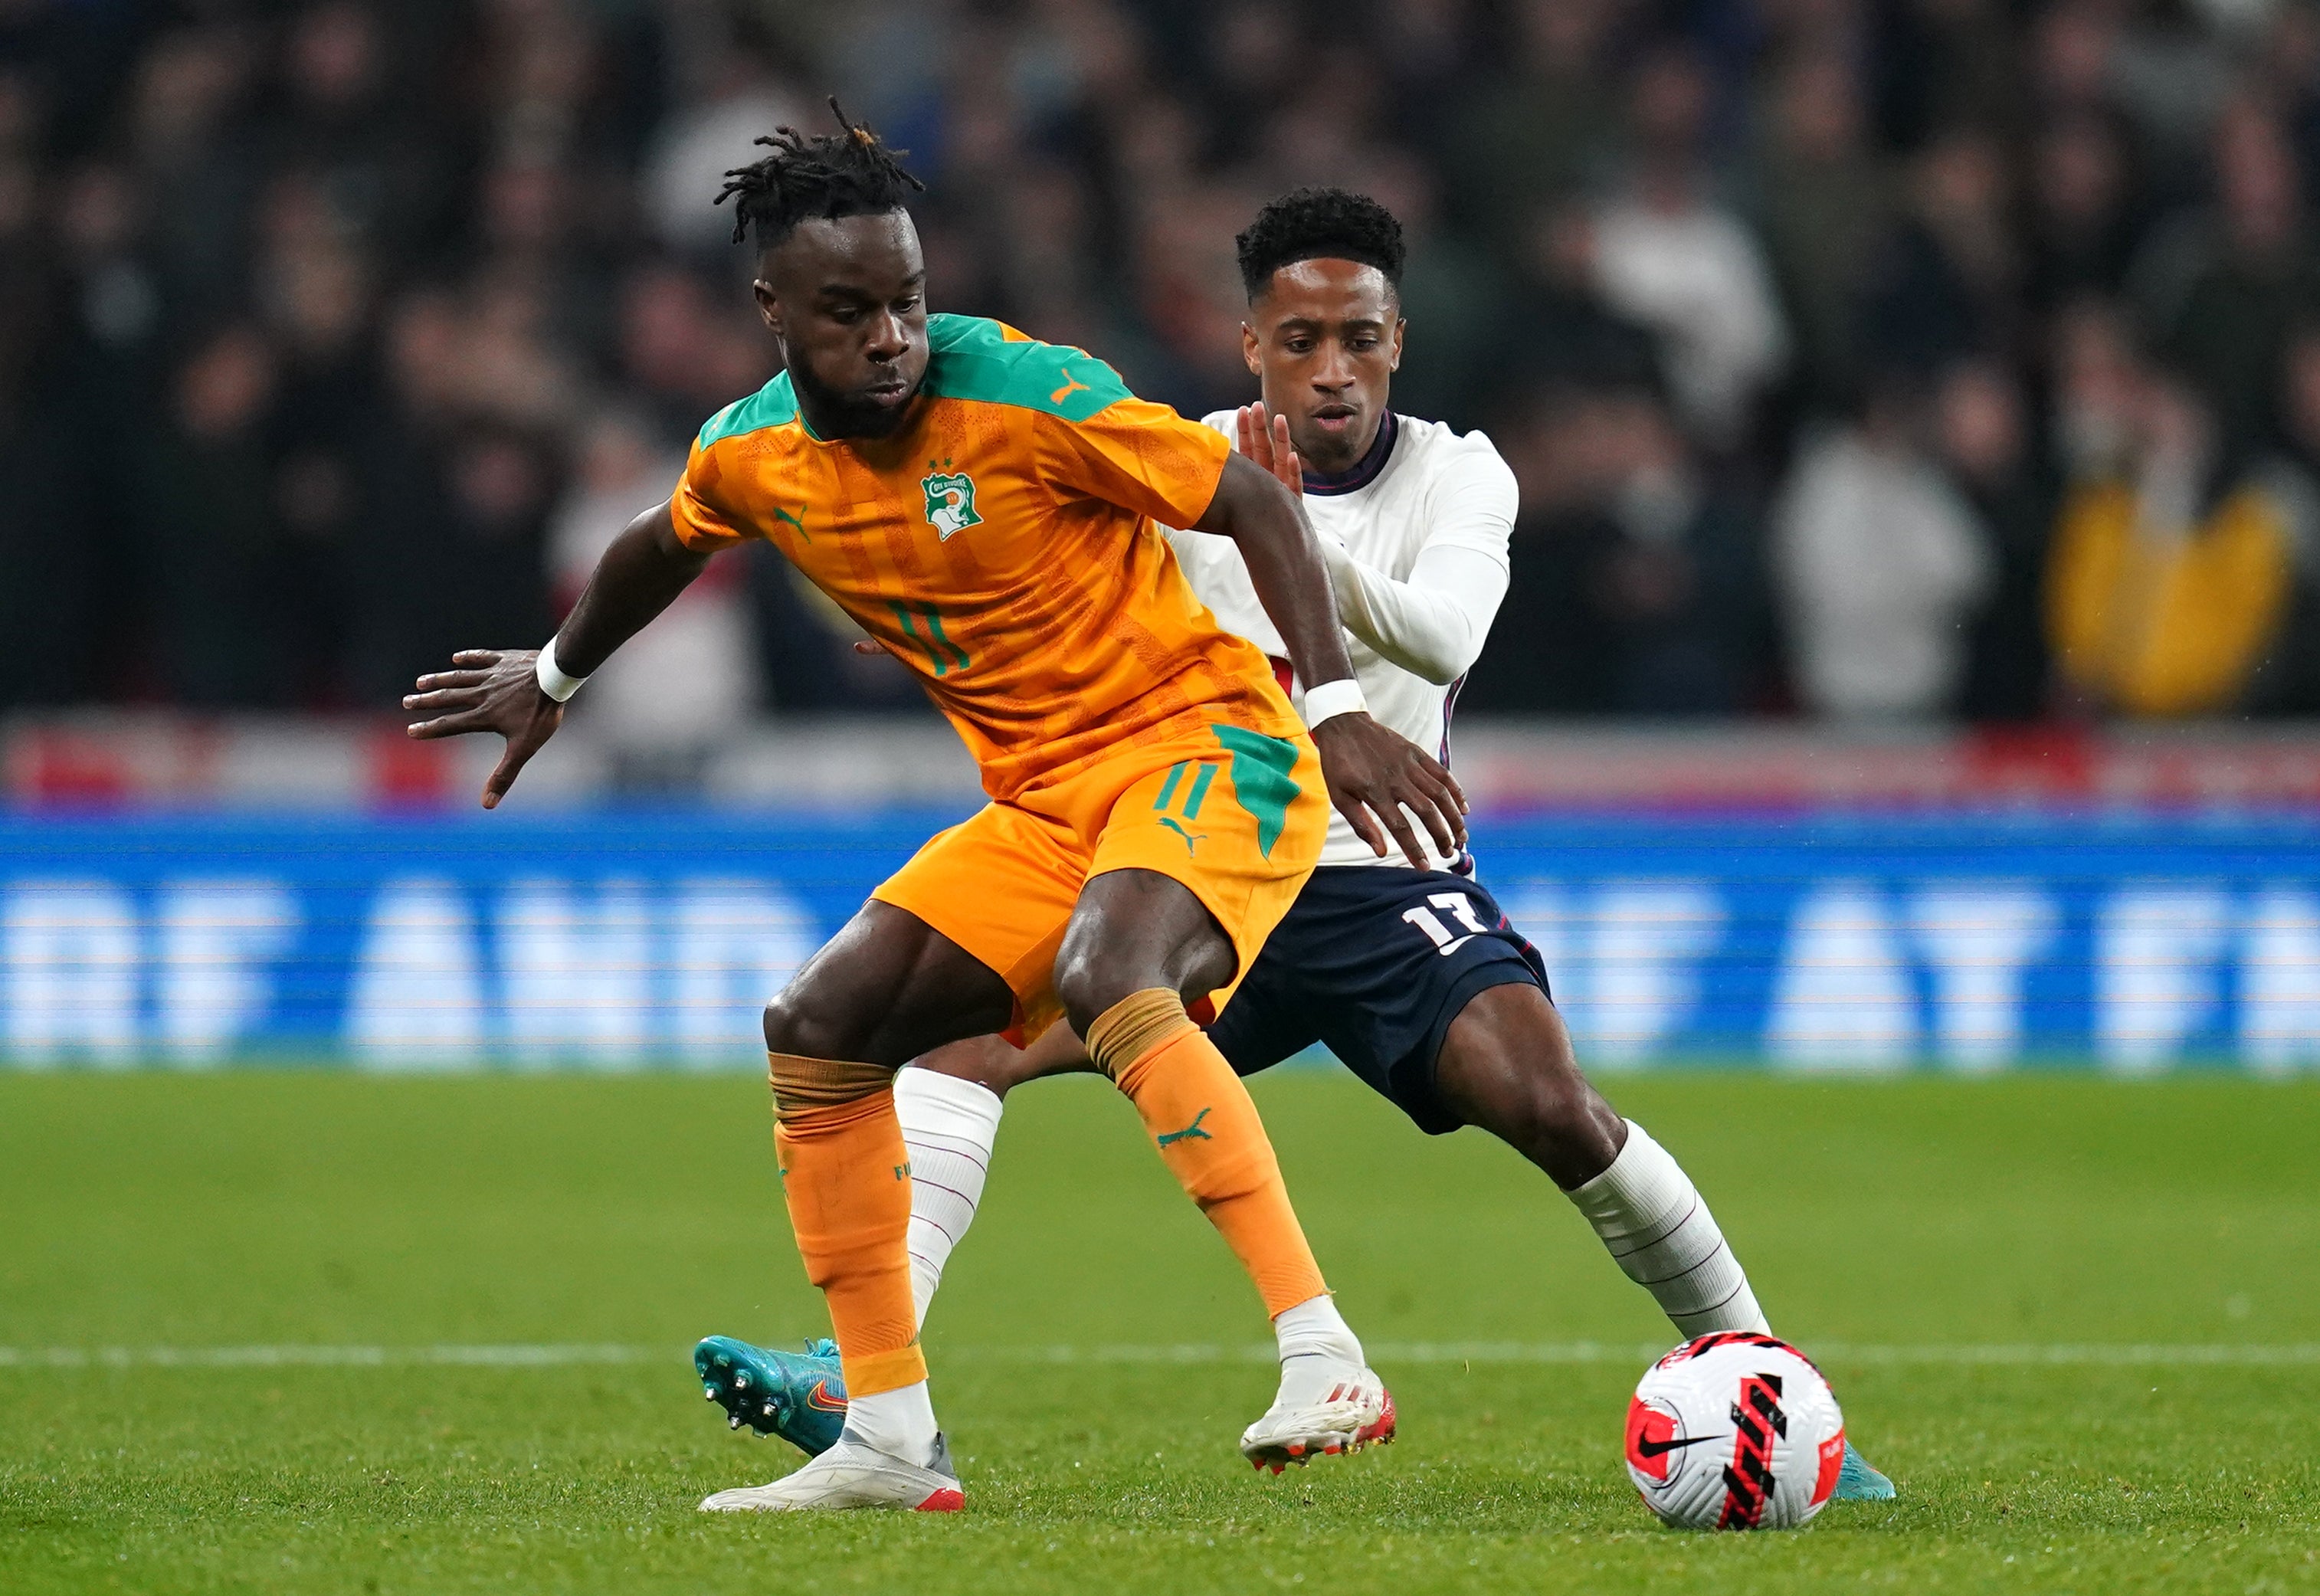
[2,808,2315,1070]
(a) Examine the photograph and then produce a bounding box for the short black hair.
[715,97,925,248]
[1235,187,1405,302]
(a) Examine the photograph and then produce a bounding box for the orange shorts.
[872,723,1328,1042]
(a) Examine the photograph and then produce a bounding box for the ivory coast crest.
[922,466,982,540]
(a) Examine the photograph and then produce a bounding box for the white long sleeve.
[1318,536,1510,686]
[1315,426,1516,685]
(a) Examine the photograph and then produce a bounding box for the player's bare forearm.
[552,500,712,676]
[403,500,710,808]
[1193,452,1356,693]
[1191,453,1466,868]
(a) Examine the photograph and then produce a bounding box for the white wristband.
[535,637,587,703]
[1302,677,1368,729]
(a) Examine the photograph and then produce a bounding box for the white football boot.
[1239,1359,1397,1473]
[698,1429,965,1513]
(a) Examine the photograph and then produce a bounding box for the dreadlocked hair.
[714,97,925,247]
[1235,186,1405,301]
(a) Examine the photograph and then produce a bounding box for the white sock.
[1273,1293,1365,1388]
[841,1378,939,1466]
[1567,1120,1769,1338]
[893,1068,1004,1329]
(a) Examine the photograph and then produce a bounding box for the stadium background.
[4,8,2318,1593]
[2,0,2318,1072]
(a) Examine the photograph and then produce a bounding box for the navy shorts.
[1207,864,1550,1136]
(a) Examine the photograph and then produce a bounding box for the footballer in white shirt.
[695,187,1892,1503]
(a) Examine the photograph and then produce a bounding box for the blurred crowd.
[4,0,2320,744]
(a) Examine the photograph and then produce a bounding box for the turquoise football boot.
[693,1335,848,1457]
[1833,1440,1897,1501]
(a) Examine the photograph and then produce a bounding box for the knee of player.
[760,997,792,1053]
[1437,1001,1598,1142]
[762,992,847,1061]
[1054,933,1226,1040]
[1051,948,1129,1039]
[1499,1063,1594,1144]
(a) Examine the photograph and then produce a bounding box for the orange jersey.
[670,314,1301,798]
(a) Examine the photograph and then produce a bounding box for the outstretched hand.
[1311,713,1468,870]
[403,648,565,809]
[1236,402,1303,494]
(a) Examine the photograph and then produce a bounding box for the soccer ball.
[1624,1332,1846,1531]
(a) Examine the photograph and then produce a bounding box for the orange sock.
[1091,990,1329,1316]
[771,1079,924,1397]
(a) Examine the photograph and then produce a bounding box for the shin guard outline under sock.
[1566,1119,1768,1337]
[893,1068,1004,1329]
[1091,991,1330,1318]
[771,1080,926,1396]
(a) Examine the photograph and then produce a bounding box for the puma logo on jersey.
[1050,372,1091,404]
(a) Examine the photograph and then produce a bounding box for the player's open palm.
[403,648,565,809]
[1312,713,1467,870]
[1236,403,1303,493]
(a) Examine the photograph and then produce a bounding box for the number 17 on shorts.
[1402,891,1493,955]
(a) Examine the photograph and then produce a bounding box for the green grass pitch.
[3,1069,2317,1594]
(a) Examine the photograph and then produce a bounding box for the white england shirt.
[1165,410,1518,870]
